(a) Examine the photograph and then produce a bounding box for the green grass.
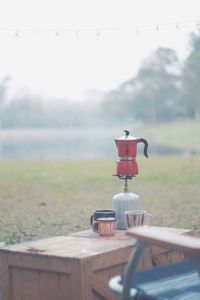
[137,119,200,152]
[0,156,200,244]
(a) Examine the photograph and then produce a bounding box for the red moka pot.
[115,130,148,178]
[116,159,139,177]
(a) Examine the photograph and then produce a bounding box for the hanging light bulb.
[75,29,79,38]
[136,27,140,34]
[15,30,19,37]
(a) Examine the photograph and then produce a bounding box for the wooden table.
[0,227,193,300]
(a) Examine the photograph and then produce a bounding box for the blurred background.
[0,0,200,159]
[1,0,200,244]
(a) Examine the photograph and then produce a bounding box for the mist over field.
[1,28,200,160]
[0,120,199,160]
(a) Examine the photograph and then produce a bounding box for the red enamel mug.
[92,217,116,237]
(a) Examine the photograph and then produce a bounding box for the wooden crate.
[0,227,193,300]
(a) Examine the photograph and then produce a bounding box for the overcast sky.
[0,0,200,101]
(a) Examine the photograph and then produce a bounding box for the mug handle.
[144,213,153,226]
[92,220,99,233]
[90,214,94,226]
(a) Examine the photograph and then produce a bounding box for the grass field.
[0,155,200,245]
[139,119,200,153]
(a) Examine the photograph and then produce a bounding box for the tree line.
[0,29,200,128]
[102,29,200,124]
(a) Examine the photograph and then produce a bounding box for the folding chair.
[109,226,200,299]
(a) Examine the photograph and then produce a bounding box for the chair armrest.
[127,226,200,255]
[109,275,138,298]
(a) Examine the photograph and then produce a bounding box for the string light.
[14,30,19,37]
[0,19,199,38]
[136,27,140,34]
[75,29,79,38]
[55,30,60,36]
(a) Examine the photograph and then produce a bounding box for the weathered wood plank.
[92,245,133,271]
[7,253,71,273]
[57,273,71,300]
[70,259,82,300]
[3,236,135,259]
[0,253,9,300]
[21,268,40,300]
[39,270,59,300]
[10,267,22,300]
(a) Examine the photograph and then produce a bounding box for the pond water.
[0,128,196,160]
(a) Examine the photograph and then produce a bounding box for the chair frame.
[109,226,200,300]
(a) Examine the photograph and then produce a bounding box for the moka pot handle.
[137,138,148,158]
